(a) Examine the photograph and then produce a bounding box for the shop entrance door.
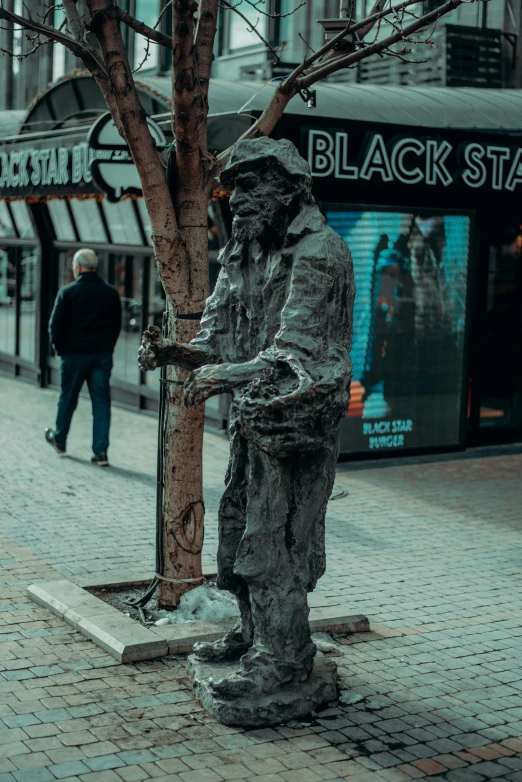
[471,220,522,443]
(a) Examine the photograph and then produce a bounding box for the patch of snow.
[366,696,390,711]
[153,585,240,625]
[312,632,338,653]
[339,690,364,706]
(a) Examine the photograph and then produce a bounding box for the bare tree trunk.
[87,0,211,608]
[159,318,205,608]
[159,227,209,609]
[156,0,217,607]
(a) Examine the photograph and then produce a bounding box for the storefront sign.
[0,142,112,191]
[88,113,166,202]
[308,129,522,192]
[0,113,166,200]
[0,135,109,198]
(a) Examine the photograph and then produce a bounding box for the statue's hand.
[138,325,168,372]
[184,365,229,406]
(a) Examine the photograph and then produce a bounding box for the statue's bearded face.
[229,168,297,244]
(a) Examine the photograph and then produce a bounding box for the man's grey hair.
[73,248,99,270]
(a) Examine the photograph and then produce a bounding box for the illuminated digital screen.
[327,209,471,453]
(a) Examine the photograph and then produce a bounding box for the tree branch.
[170,0,213,310]
[156,0,173,28]
[357,0,386,38]
[195,0,219,132]
[111,5,173,48]
[173,0,205,163]
[282,0,425,93]
[36,4,63,24]
[62,0,84,41]
[1,33,54,59]
[300,0,464,86]
[0,3,103,68]
[221,0,279,60]
[133,30,152,72]
[234,0,305,19]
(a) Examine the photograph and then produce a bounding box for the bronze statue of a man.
[139,137,354,713]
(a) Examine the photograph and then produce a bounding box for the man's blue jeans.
[55,353,113,455]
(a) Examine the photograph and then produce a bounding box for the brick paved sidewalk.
[1,375,522,781]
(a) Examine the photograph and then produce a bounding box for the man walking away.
[45,248,122,467]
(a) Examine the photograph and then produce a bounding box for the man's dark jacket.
[49,272,122,356]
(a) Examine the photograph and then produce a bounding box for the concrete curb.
[26,574,369,663]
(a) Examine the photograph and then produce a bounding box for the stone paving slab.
[77,613,168,663]
[152,618,237,655]
[1,533,522,782]
[27,581,119,621]
[1,376,522,781]
[27,579,369,660]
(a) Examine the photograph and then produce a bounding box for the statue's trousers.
[216,429,338,671]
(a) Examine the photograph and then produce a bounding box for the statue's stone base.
[187,653,338,727]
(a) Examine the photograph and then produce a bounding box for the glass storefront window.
[69,199,108,243]
[48,200,76,241]
[137,199,152,245]
[10,200,35,238]
[0,244,37,361]
[101,199,142,246]
[479,224,522,430]
[18,247,38,362]
[0,202,16,238]
[58,248,76,290]
[328,208,471,454]
[0,245,16,355]
[112,254,143,385]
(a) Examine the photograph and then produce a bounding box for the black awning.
[0,110,26,137]
[143,76,522,132]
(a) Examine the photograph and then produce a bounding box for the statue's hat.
[220,137,312,187]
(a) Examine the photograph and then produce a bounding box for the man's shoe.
[91,453,109,467]
[45,428,66,454]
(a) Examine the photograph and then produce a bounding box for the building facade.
[1,1,521,458]
[211,0,522,88]
[1,74,521,458]
[0,0,173,110]
[2,1,521,113]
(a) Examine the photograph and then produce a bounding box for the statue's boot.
[193,593,254,663]
[193,622,251,663]
[209,642,315,700]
